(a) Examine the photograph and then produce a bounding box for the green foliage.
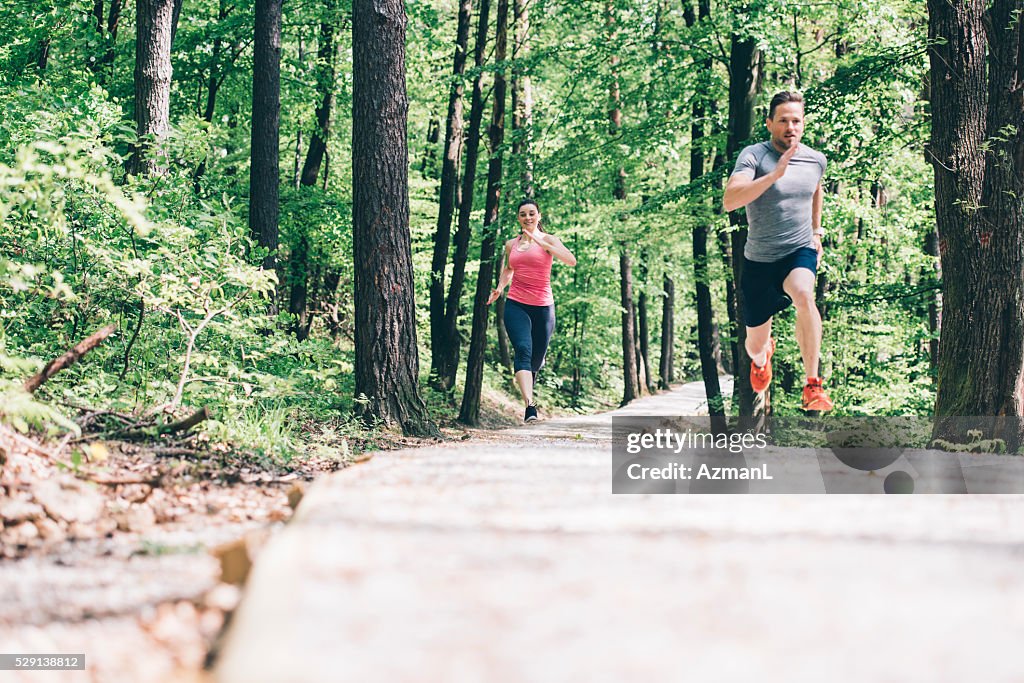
[1,0,947,452]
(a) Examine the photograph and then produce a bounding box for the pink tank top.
[507,236,554,306]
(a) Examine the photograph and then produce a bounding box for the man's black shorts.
[741,246,818,327]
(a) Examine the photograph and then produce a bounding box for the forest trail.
[215,379,1024,683]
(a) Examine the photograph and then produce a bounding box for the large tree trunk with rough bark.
[428,0,474,389]
[725,31,762,419]
[460,0,509,425]
[249,0,282,272]
[130,0,179,175]
[352,0,438,437]
[433,0,491,391]
[928,0,1024,448]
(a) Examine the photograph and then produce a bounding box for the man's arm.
[723,172,781,212]
[722,143,799,212]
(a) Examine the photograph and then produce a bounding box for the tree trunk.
[434,0,491,391]
[929,0,1024,447]
[130,0,177,175]
[659,268,674,389]
[428,0,474,389]
[419,117,440,176]
[495,266,512,370]
[637,254,655,394]
[193,0,232,188]
[294,23,303,190]
[571,232,589,405]
[633,301,645,394]
[300,11,336,187]
[707,96,738,378]
[607,0,635,403]
[352,0,438,437]
[511,0,535,196]
[685,0,724,416]
[202,0,229,123]
[288,232,311,341]
[923,226,940,375]
[619,246,640,405]
[96,0,123,77]
[460,0,509,425]
[725,31,762,418]
[249,0,282,272]
[290,10,337,338]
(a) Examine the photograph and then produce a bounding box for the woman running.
[487,199,577,422]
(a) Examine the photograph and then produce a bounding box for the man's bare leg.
[745,319,774,368]
[783,267,821,378]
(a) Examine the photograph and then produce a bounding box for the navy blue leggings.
[503,298,555,374]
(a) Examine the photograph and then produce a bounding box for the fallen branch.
[114,407,210,441]
[24,324,117,394]
[164,407,210,433]
[88,473,162,486]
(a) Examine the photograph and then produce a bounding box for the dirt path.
[214,380,1024,683]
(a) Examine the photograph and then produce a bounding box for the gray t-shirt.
[731,141,826,262]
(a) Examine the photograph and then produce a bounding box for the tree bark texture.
[352,0,437,436]
[726,32,762,418]
[130,0,176,175]
[929,0,1024,447]
[249,0,282,270]
[429,0,474,390]
[460,0,509,425]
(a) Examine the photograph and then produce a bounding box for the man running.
[722,90,833,411]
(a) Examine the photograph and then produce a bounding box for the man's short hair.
[768,91,804,119]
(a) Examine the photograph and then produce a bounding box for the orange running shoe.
[802,377,834,411]
[749,338,775,394]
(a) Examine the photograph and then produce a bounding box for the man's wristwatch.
[813,229,825,237]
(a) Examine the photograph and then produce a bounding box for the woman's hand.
[487,288,502,305]
[523,226,552,249]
